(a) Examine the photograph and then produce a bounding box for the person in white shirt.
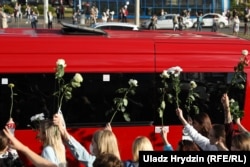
[48,11,53,29]
[176,108,229,151]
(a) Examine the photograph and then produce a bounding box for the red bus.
[0,26,250,166]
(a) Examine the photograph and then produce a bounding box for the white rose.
[190,81,197,89]
[242,50,248,56]
[56,59,67,67]
[38,113,45,121]
[167,67,175,74]
[167,66,183,77]
[73,73,83,83]
[160,70,170,79]
[128,79,138,87]
[230,98,235,103]
[30,115,36,122]
[173,66,183,77]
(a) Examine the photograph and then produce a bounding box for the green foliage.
[3,5,14,14]
[35,5,55,15]
[227,50,248,119]
[230,1,248,19]
[230,100,244,120]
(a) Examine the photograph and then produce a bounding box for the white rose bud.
[56,59,67,67]
[190,81,197,89]
[73,73,83,83]
[242,50,248,56]
[230,98,235,103]
[128,79,138,87]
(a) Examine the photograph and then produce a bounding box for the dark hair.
[231,132,250,151]
[193,112,212,138]
[93,153,124,167]
[177,140,200,151]
[212,124,226,143]
[0,131,8,151]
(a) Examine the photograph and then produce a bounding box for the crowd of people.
[0,92,249,167]
[225,7,250,36]
[72,2,128,25]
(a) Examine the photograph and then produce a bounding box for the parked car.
[141,14,193,30]
[91,22,140,31]
[192,13,228,28]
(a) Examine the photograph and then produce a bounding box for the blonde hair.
[40,120,66,164]
[132,136,154,162]
[92,129,120,159]
[231,132,250,151]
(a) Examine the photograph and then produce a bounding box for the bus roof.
[0,26,249,73]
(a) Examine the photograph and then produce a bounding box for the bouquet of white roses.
[167,66,182,108]
[157,66,182,126]
[158,70,173,126]
[228,50,249,91]
[227,50,248,119]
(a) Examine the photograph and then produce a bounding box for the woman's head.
[176,140,200,151]
[231,132,250,151]
[132,136,153,162]
[93,153,123,167]
[192,112,212,138]
[208,124,226,145]
[92,129,120,159]
[38,120,66,163]
[38,120,61,144]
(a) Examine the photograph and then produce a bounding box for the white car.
[192,13,228,28]
[91,22,139,31]
[141,14,193,30]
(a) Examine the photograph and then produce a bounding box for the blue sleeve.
[41,146,58,165]
[66,135,96,167]
[163,144,173,151]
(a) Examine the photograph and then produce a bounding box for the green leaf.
[158,108,163,118]
[116,88,128,94]
[121,106,126,112]
[123,113,131,122]
[71,81,81,88]
[123,98,128,106]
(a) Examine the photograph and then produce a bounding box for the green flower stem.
[109,86,132,124]
[58,89,67,112]
[9,87,13,119]
[109,109,118,124]
[57,79,61,109]
[161,94,165,126]
[174,84,179,108]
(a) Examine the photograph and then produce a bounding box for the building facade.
[85,0,230,18]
